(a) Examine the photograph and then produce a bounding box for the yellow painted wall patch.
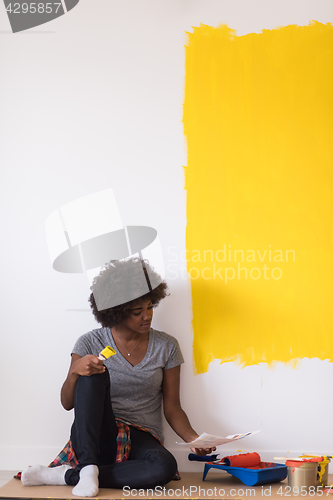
[183,22,333,374]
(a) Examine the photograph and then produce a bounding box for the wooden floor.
[0,472,332,499]
[0,471,16,488]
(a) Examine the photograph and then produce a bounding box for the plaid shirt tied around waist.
[49,418,134,468]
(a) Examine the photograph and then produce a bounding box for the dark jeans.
[65,370,178,489]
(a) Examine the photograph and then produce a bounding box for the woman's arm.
[162,365,215,455]
[60,353,105,410]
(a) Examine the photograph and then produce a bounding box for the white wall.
[0,0,332,472]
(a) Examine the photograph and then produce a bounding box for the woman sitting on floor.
[22,257,214,497]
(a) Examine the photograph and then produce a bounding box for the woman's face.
[120,299,153,334]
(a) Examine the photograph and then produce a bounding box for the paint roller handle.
[188,453,220,462]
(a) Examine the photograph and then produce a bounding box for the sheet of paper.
[176,430,260,448]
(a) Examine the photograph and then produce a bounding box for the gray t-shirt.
[72,327,184,442]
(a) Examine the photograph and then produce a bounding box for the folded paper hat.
[45,188,165,310]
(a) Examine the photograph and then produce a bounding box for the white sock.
[21,464,71,486]
[72,465,99,498]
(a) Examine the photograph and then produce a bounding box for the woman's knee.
[77,369,109,383]
[146,448,178,486]
[76,370,109,391]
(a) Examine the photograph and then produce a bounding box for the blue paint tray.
[203,462,287,486]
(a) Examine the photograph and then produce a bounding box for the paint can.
[299,455,331,487]
[286,460,318,490]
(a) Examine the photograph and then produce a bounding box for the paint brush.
[98,346,116,360]
[274,457,323,462]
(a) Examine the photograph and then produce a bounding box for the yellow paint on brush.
[183,22,333,374]
[99,346,116,359]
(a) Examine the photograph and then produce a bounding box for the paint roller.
[188,452,261,467]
